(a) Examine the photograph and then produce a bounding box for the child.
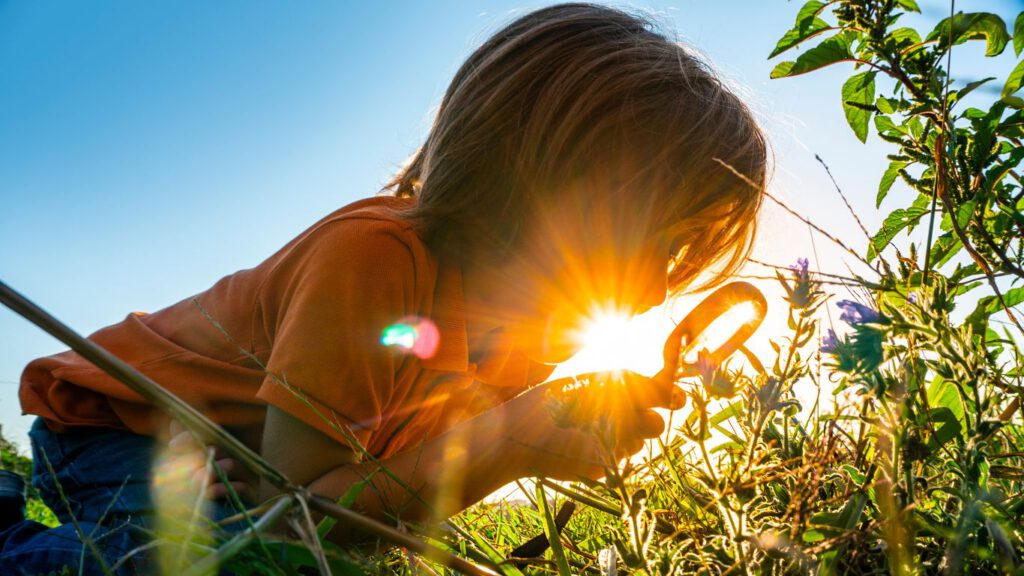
[0,2,767,573]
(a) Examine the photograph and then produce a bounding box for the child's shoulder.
[278,195,423,261]
[320,194,415,221]
[260,195,433,290]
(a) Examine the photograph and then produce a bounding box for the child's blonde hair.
[383,2,767,294]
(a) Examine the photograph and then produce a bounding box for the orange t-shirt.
[19,196,554,458]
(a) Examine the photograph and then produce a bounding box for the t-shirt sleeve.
[255,218,417,451]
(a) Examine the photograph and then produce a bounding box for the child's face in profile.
[486,182,683,365]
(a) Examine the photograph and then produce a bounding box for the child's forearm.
[305,401,532,545]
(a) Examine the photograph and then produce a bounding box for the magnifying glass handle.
[655,281,767,383]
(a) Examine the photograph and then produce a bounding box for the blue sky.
[2,1,1020,448]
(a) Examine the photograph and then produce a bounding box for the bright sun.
[552,307,669,379]
[553,300,761,381]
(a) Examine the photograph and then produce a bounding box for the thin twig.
[924,0,957,286]
[746,257,860,284]
[307,493,497,576]
[714,159,880,275]
[814,154,872,242]
[183,494,297,576]
[37,446,116,576]
[296,493,334,576]
[732,273,849,286]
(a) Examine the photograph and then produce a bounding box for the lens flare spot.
[382,317,440,359]
[382,324,418,349]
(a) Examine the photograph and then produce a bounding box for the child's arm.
[258,402,525,545]
[258,374,667,546]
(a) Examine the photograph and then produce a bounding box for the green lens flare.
[381,324,418,349]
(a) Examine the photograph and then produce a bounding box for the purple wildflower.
[783,257,820,309]
[789,258,810,281]
[820,328,840,354]
[695,349,736,398]
[907,292,918,305]
[837,299,881,325]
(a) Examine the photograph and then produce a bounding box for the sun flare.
[556,307,669,378]
[556,299,762,380]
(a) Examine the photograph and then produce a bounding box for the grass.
[7,259,1019,575]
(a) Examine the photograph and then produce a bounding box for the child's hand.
[506,370,684,480]
[166,419,257,505]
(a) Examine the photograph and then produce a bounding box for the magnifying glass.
[545,281,767,422]
[654,280,768,384]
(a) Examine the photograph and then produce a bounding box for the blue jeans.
[0,417,244,575]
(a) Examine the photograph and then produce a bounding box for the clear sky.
[2,0,1021,449]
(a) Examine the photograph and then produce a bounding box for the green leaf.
[770,0,830,58]
[711,440,745,454]
[956,77,995,103]
[927,407,964,450]
[928,232,962,269]
[771,32,855,79]
[709,400,745,427]
[874,114,905,139]
[771,17,832,59]
[1015,12,1024,56]
[889,27,923,50]
[807,493,867,538]
[939,201,975,238]
[877,160,909,207]
[896,0,920,13]
[867,198,930,259]
[837,493,868,529]
[316,472,374,540]
[1003,58,1024,98]
[803,528,825,543]
[927,375,966,429]
[842,71,876,143]
[535,482,572,576]
[966,286,1024,327]
[907,116,924,140]
[926,12,1010,58]
[1004,95,1024,109]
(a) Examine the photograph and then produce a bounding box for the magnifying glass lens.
[680,301,761,365]
[658,281,767,382]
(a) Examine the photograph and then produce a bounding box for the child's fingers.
[667,386,687,410]
[205,481,253,502]
[650,375,681,409]
[167,422,207,455]
[186,457,253,502]
[185,456,224,486]
[214,458,236,474]
[168,418,184,438]
[613,409,663,448]
[634,409,665,439]
[615,441,644,461]
[168,431,198,452]
[587,370,666,410]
